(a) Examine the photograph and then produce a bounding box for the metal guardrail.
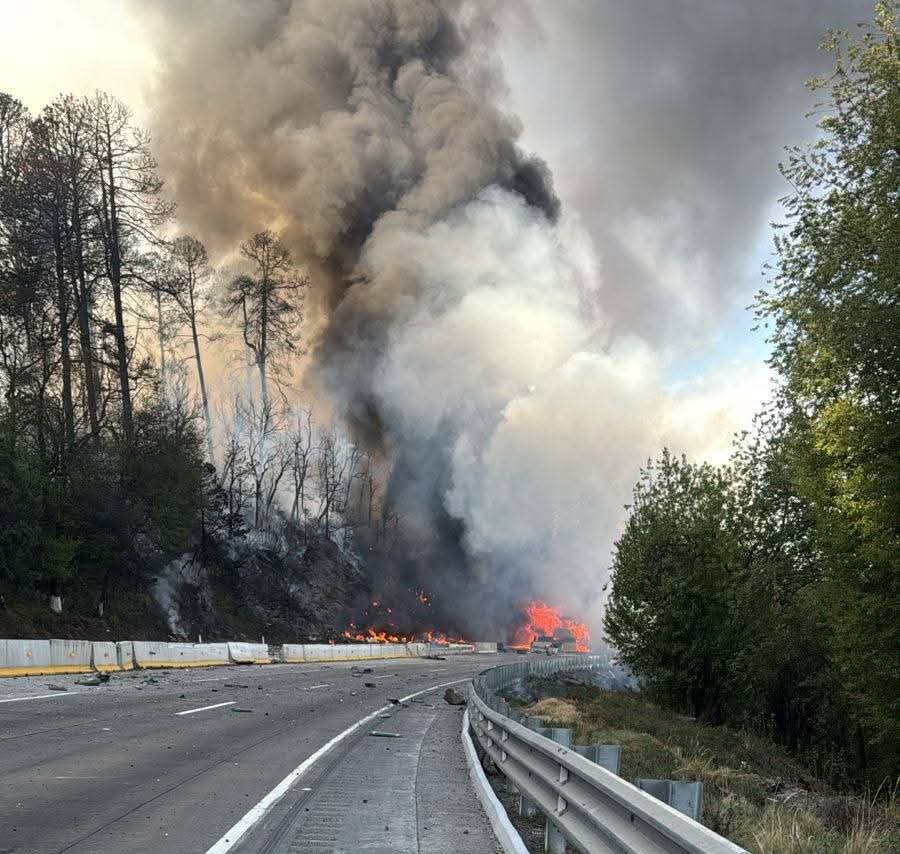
[468,655,748,854]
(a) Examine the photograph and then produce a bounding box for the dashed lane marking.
[176,701,236,716]
[0,692,82,704]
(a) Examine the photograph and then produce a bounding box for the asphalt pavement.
[0,653,518,854]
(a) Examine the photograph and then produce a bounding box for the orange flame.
[340,623,469,645]
[510,600,591,653]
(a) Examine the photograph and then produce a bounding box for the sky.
[0,0,877,626]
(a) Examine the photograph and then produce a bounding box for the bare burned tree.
[315,427,354,541]
[219,416,250,539]
[236,394,290,531]
[223,230,307,405]
[164,235,215,461]
[288,406,314,537]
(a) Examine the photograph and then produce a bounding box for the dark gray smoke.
[139,0,572,636]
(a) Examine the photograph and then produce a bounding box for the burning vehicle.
[530,635,557,654]
[529,627,579,655]
[511,601,591,653]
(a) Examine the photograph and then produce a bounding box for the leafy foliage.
[607,5,899,785]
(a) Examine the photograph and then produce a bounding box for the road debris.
[369,731,402,738]
[231,708,254,713]
[47,684,68,691]
[223,683,249,689]
[443,687,467,706]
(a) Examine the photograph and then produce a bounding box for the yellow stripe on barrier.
[0,664,93,677]
[134,659,230,669]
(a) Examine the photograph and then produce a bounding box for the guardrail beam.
[467,655,747,854]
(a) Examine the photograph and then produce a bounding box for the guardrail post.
[544,818,566,854]
[636,779,704,822]
[517,720,543,816]
[518,792,538,817]
[575,743,622,775]
[543,727,573,853]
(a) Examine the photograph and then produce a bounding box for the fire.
[510,600,591,653]
[342,625,411,643]
[340,624,469,645]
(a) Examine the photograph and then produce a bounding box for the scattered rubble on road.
[443,687,466,705]
[74,675,108,686]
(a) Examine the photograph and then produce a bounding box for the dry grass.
[521,680,899,854]
[525,697,580,726]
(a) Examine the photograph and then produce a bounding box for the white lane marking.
[304,684,331,690]
[176,701,236,716]
[205,677,471,854]
[54,775,102,780]
[0,692,81,704]
[191,676,227,683]
[368,675,394,680]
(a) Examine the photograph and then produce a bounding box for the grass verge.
[503,680,898,853]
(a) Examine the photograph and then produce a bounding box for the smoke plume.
[138,0,758,637]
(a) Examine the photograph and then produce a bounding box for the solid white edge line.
[204,677,471,854]
[461,708,530,854]
[0,692,81,704]
[176,701,236,716]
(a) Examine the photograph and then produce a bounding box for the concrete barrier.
[299,644,333,662]
[0,638,98,676]
[50,638,93,673]
[49,638,93,671]
[227,642,270,665]
[282,642,432,663]
[1,636,436,677]
[117,641,135,670]
[280,643,306,663]
[473,642,499,654]
[91,642,119,672]
[371,643,408,659]
[429,642,475,656]
[131,641,229,669]
[0,639,51,676]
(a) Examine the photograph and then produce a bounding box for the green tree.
[604,450,745,723]
[757,2,899,778]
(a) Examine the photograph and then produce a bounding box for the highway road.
[0,653,518,854]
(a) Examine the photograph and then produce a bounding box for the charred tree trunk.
[53,220,75,453]
[97,124,133,443]
[68,187,100,443]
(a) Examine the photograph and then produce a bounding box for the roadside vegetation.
[524,682,899,853]
[605,3,899,791]
[0,90,405,640]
